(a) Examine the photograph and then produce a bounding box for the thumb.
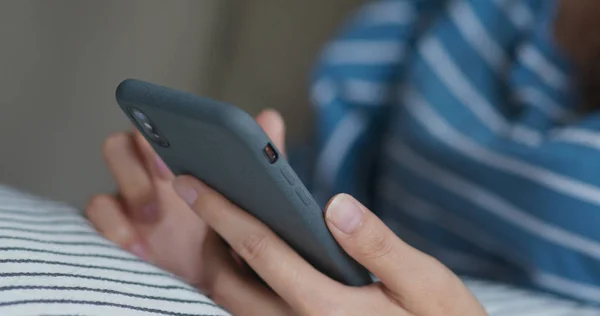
[324,194,484,315]
[255,109,286,156]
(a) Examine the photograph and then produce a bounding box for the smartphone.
[115,79,371,286]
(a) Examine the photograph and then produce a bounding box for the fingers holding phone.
[86,129,208,285]
[86,107,288,288]
[255,109,286,155]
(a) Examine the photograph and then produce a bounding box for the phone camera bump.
[130,108,170,147]
[132,108,147,121]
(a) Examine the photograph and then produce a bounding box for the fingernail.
[326,194,363,234]
[154,155,170,177]
[141,202,159,222]
[130,243,149,260]
[173,179,198,206]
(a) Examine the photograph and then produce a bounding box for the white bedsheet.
[0,185,597,315]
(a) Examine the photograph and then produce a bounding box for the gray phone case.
[116,79,371,286]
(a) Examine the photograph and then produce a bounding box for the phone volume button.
[295,188,311,206]
[280,166,295,186]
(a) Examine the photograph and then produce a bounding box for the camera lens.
[143,122,155,133]
[132,109,147,120]
[129,108,169,147]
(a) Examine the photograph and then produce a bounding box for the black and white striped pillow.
[0,185,228,315]
[0,185,598,315]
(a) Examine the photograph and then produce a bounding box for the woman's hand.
[85,110,285,287]
[172,178,487,315]
[86,107,485,315]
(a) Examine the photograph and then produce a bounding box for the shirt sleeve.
[308,0,441,207]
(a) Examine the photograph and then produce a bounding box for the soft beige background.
[0,0,364,207]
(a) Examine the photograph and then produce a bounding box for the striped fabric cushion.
[0,185,599,314]
[0,185,228,316]
[465,278,600,315]
[309,0,600,304]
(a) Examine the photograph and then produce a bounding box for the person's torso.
[310,0,600,303]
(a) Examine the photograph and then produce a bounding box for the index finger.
[133,130,174,181]
[173,175,337,312]
[255,109,286,156]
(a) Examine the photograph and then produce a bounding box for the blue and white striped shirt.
[309,0,600,304]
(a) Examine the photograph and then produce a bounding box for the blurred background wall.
[0,0,365,207]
